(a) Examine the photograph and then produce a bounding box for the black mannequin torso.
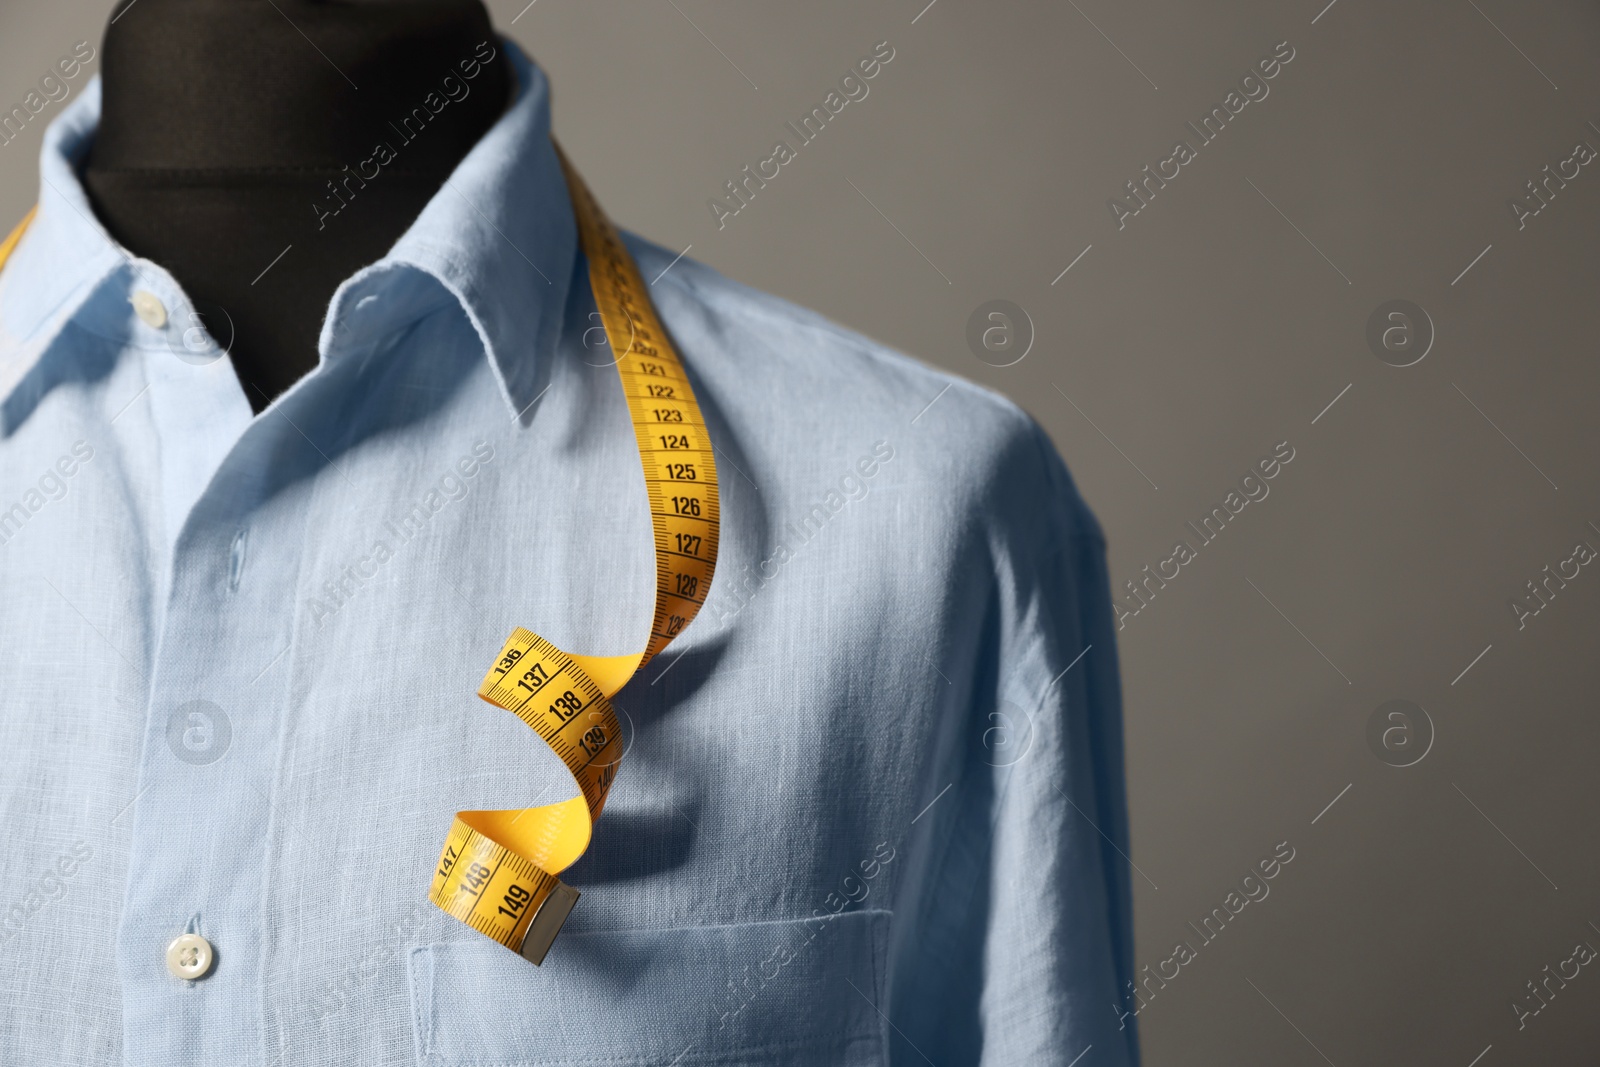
[85,0,512,412]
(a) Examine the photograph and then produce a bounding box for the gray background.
[4,0,1598,1063]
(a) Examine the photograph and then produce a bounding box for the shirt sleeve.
[886,410,1139,1067]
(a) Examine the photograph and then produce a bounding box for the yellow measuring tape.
[426,146,719,964]
[0,206,34,268]
[0,150,719,966]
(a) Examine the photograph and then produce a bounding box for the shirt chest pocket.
[406,909,890,1067]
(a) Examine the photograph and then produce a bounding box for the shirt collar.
[0,38,575,421]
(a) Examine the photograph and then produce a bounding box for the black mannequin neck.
[84,0,512,412]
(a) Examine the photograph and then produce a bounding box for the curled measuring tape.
[425,146,720,964]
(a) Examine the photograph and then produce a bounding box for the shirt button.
[165,932,215,980]
[131,290,168,329]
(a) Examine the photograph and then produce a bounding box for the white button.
[131,291,167,329]
[165,932,214,980]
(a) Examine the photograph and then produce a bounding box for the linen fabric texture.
[0,41,1137,1067]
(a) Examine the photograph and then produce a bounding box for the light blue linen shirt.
[0,41,1137,1067]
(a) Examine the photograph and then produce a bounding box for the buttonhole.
[228,529,248,591]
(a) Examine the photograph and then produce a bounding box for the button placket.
[117,447,311,1063]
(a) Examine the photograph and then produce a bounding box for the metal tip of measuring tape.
[519,881,580,966]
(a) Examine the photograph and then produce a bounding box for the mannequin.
[84,0,513,412]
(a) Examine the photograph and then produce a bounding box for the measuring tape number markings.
[424,146,720,964]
